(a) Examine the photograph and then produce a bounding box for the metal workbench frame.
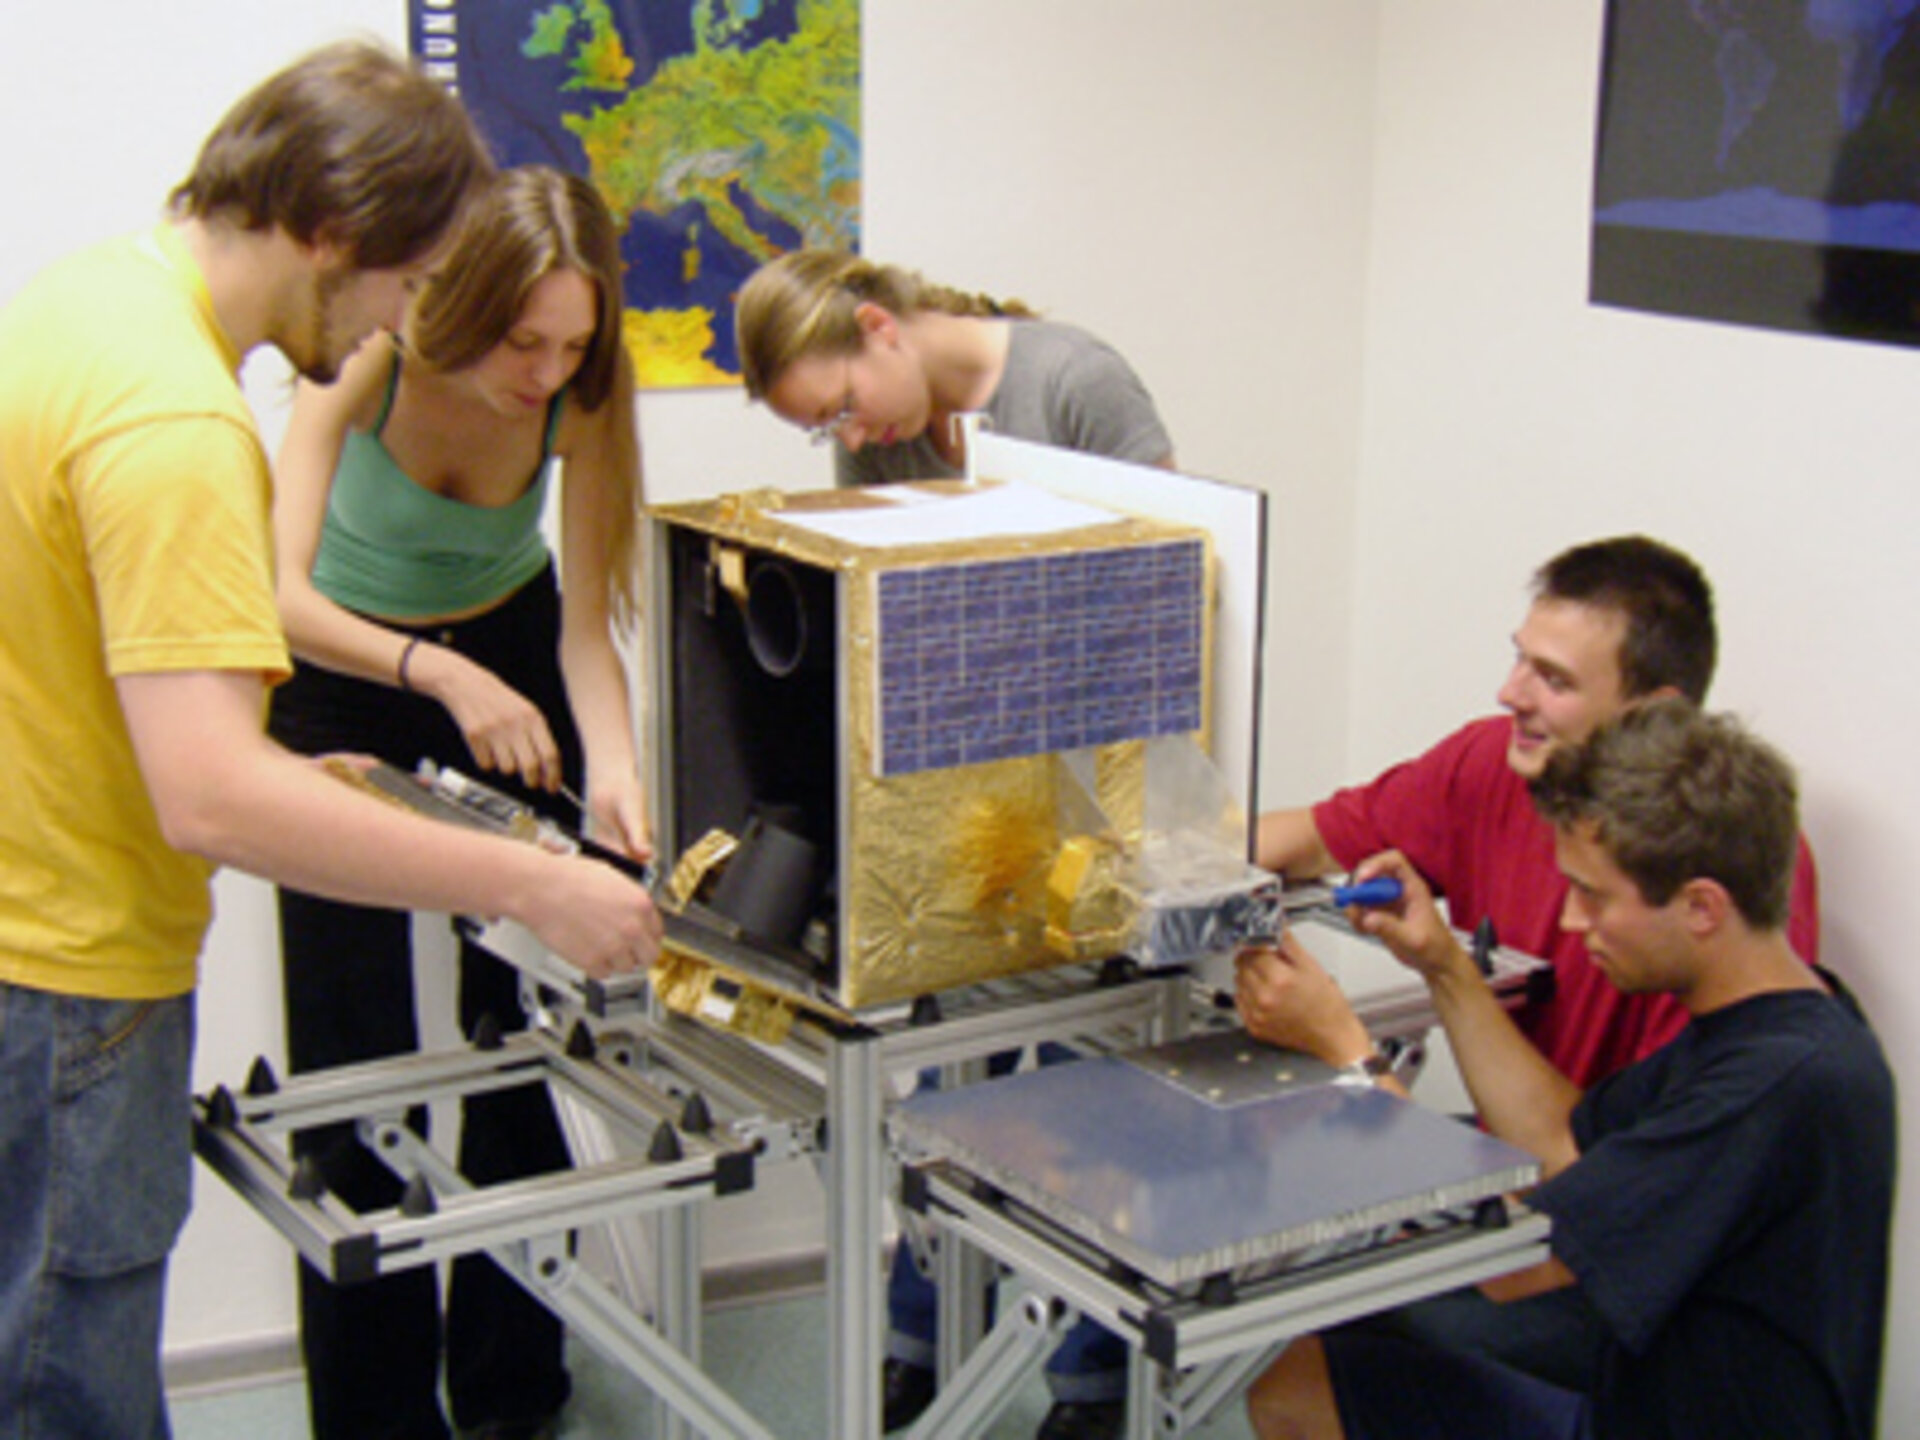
[897,1158,1550,1439]
[194,923,1547,1439]
[193,1010,811,1440]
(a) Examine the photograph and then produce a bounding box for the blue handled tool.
[1329,876,1404,909]
[1278,875,1404,914]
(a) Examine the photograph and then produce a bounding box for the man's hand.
[1234,932,1374,1068]
[517,851,663,980]
[1347,850,1476,982]
[119,668,664,984]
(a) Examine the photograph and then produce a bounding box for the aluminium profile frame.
[192,1020,782,1440]
[897,1160,1552,1440]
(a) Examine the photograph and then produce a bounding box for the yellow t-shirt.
[0,226,290,999]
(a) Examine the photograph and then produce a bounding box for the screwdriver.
[1277,875,1404,914]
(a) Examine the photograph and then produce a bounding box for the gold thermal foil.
[1043,832,1134,963]
[649,948,799,1044]
[651,482,1215,1010]
[664,828,739,909]
[840,746,1171,1004]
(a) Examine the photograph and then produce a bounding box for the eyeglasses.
[803,359,858,446]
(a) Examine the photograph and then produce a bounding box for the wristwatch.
[1338,1049,1393,1082]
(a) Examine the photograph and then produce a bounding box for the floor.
[169,1287,1260,1439]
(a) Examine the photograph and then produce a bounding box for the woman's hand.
[585,768,654,863]
[408,642,564,793]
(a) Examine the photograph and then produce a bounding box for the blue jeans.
[888,1244,1128,1402]
[0,984,195,1440]
[889,1043,1127,1403]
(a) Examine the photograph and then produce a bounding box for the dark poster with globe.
[1591,0,1920,346]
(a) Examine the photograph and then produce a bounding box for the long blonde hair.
[735,250,1035,399]
[409,166,641,628]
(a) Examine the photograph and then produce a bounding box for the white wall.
[1353,3,1920,1428]
[849,2,1378,809]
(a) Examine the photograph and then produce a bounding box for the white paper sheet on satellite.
[776,482,1122,548]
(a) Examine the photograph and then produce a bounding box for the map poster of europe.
[1591,0,1920,349]
[411,0,861,387]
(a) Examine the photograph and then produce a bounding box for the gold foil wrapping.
[648,949,800,1044]
[651,483,1214,1010]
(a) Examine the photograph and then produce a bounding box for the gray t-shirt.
[834,318,1172,486]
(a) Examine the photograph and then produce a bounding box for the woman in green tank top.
[273,164,648,853]
[266,165,648,1440]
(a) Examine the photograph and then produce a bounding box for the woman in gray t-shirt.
[735,249,1174,485]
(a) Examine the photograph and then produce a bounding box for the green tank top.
[310,352,562,618]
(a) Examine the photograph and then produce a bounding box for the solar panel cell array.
[875,538,1205,775]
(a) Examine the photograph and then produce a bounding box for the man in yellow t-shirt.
[0,43,663,1440]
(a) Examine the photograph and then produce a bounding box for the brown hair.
[410,166,642,627]
[408,166,626,408]
[169,39,494,270]
[1532,535,1716,705]
[1530,699,1797,929]
[735,249,1036,399]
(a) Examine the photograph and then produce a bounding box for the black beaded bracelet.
[397,635,424,692]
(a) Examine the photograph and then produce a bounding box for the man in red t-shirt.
[1247,534,1819,1092]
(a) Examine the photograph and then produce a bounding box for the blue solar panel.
[875,538,1205,776]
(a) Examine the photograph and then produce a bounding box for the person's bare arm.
[1255,807,1340,878]
[554,356,650,859]
[274,344,567,792]
[1235,933,1378,1065]
[273,343,419,686]
[118,667,660,978]
[1479,1256,1577,1303]
[1348,850,1582,1174]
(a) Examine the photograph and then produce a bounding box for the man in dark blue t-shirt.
[1236,700,1894,1440]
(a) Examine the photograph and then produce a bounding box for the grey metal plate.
[1124,1028,1348,1105]
[895,1034,1538,1288]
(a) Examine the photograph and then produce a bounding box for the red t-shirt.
[1312,715,1822,1089]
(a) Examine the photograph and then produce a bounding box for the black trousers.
[269,567,579,1440]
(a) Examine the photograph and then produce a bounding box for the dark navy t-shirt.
[1534,988,1894,1440]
